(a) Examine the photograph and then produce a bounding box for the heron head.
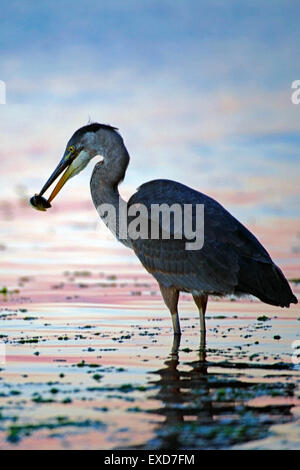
[30,123,118,210]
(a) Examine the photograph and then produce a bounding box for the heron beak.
[48,164,75,202]
[39,151,75,202]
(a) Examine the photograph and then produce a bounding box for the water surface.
[0,197,299,449]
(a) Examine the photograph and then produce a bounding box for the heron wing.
[127,179,296,306]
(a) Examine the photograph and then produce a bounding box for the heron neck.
[90,142,132,248]
[90,139,129,205]
[90,169,122,206]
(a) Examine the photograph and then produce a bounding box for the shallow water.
[0,198,299,449]
[1,299,300,449]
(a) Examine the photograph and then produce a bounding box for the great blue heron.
[30,123,298,339]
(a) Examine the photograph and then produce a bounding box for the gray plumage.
[37,123,298,338]
[128,179,297,308]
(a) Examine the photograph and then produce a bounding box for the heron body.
[32,123,298,338]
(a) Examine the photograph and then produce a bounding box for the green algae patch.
[7,419,105,443]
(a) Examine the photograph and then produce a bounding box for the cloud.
[0,1,299,222]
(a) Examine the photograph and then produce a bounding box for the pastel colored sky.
[0,0,300,223]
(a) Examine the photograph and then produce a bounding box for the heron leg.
[171,333,181,356]
[193,294,208,333]
[193,294,208,358]
[158,283,181,335]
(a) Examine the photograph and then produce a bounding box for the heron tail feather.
[237,259,298,308]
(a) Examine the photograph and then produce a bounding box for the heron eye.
[68,146,75,153]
